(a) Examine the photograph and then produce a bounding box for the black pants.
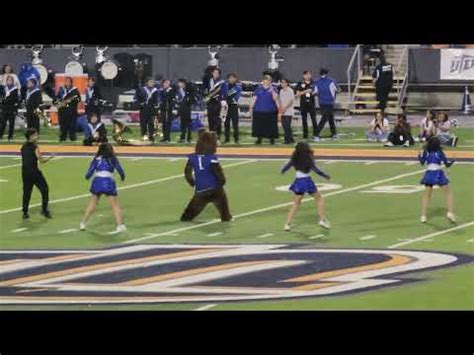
[376,82,393,111]
[26,112,40,134]
[281,115,294,143]
[139,109,155,140]
[388,132,415,146]
[0,111,16,139]
[180,107,192,142]
[181,188,232,222]
[160,109,172,141]
[314,105,337,137]
[58,110,77,141]
[300,105,317,138]
[207,101,222,138]
[22,171,49,214]
[224,105,239,142]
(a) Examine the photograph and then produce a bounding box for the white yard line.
[194,304,217,311]
[0,163,21,170]
[388,221,474,249]
[58,229,78,234]
[123,168,425,245]
[309,234,325,240]
[12,228,28,233]
[467,239,474,243]
[360,235,377,241]
[0,157,63,170]
[0,160,255,215]
[256,233,274,239]
[207,232,223,237]
[364,161,377,165]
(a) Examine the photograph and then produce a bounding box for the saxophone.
[203,81,223,104]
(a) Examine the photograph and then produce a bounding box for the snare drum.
[65,60,84,76]
[99,60,121,80]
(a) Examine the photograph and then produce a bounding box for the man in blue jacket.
[312,68,340,141]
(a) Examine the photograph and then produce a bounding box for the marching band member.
[21,128,53,220]
[176,78,196,143]
[203,67,224,141]
[159,79,175,143]
[134,77,159,142]
[295,70,317,140]
[56,77,81,142]
[249,74,280,145]
[83,113,107,146]
[25,78,42,133]
[85,77,103,121]
[0,75,20,141]
[220,73,242,144]
[80,143,126,234]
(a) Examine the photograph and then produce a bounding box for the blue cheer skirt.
[90,177,118,196]
[289,177,317,195]
[420,170,450,186]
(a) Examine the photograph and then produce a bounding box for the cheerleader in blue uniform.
[418,137,456,223]
[281,142,331,231]
[80,143,127,233]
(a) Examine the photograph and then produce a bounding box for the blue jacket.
[314,76,339,106]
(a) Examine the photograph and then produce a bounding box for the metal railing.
[346,44,362,103]
[396,46,409,108]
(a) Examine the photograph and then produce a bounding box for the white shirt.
[279,87,295,116]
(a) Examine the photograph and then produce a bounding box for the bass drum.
[99,60,121,80]
[33,64,49,85]
[65,60,84,76]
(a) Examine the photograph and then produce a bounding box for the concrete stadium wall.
[0,47,354,84]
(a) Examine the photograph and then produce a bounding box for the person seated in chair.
[83,113,107,146]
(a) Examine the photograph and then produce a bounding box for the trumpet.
[54,95,80,109]
[219,103,228,122]
[35,107,51,127]
[153,115,163,138]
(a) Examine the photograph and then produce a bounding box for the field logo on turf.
[0,244,470,304]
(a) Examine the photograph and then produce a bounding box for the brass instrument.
[219,103,228,122]
[35,106,51,127]
[203,81,223,104]
[153,114,163,138]
[111,119,152,146]
[55,96,79,109]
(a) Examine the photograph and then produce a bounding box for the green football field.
[0,152,473,310]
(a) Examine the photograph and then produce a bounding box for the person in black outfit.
[385,114,415,147]
[203,67,224,141]
[295,70,317,139]
[85,77,103,121]
[176,78,196,143]
[25,78,43,133]
[0,75,20,140]
[372,54,394,112]
[134,77,159,142]
[220,73,242,144]
[83,113,107,146]
[56,77,81,142]
[159,79,175,143]
[21,128,53,219]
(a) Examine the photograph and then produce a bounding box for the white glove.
[220,100,228,107]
